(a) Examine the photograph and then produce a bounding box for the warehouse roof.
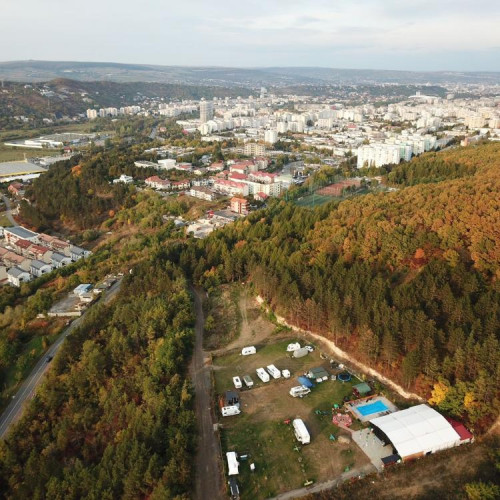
[371,404,461,459]
[0,161,47,178]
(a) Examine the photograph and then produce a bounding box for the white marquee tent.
[370,404,462,460]
[226,452,239,476]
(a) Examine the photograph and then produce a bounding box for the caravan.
[241,346,256,356]
[256,368,270,383]
[222,406,241,417]
[289,385,311,398]
[243,375,254,388]
[292,418,311,444]
[266,364,281,379]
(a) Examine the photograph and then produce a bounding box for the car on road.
[45,356,53,363]
[305,345,314,352]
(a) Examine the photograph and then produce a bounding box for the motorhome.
[289,385,311,398]
[256,367,270,383]
[292,418,311,444]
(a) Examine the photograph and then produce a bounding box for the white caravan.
[266,364,281,379]
[293,418,311,444]
[241,346,257,356]
[289,385,311,398]
[256,367,270,383]
[221,406,241,417]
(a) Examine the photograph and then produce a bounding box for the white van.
[241,346,257,356]
[233,376,242,389]
[256,367,270,383]
[221,406,241,417]
[266,364,281,379]
[243,375,254,388]
[287,342,301,352]
[293,418,311,444]
[289,385,311,398]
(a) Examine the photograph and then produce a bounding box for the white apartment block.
[264,129,278,144]
[357,144,400,168]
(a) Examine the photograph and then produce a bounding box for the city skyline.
[1,0,499,72]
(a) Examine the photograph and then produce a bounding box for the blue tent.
[298,376,314,389]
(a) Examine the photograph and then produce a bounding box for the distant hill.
[1,60,500,86]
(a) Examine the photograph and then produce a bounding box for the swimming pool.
[357,400,389,416]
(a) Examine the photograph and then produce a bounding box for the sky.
[1,0,500,71]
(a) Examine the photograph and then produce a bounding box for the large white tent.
[226,452,239,476]
[370,404,462,460]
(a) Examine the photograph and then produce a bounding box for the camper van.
[292,418,311,444]
[233,376,242,389]
[221,406,241,417]
[241,346,256,356]
[243,375,254,388]
[266,364,281,379]
[289,385,311,398]
[256,367,270,383]
[287,342,301,352]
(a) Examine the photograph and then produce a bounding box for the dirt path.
[267,463,376,500]
[256,296,425,403]
[190,286,224,500]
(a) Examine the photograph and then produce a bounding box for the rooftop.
[0,161,47,178]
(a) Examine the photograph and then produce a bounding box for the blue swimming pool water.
[357,400,388,416]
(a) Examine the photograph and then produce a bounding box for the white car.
[233,376,242,389]
[305,345,314,352]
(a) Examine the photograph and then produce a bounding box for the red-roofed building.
[145,176,171,190]
[228,172,248,181]
[445,417,474,443]
[8,182,25,197]
[254,192,269,202]
[172,180,190,190]
[230,197,249,215]
[213,179,249,196]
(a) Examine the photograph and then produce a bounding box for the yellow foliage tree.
[428,381,449,406]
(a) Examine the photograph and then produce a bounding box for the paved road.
[1,194,18,226]
[267,463,376,500]
[0,278,122,439]
[190,286,224,500]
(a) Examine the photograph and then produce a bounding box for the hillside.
[185,142,500,429]
[1,60,500,85]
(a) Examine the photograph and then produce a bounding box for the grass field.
[0,214,13,227]
[214,337,370,499]
[294,193,334,207]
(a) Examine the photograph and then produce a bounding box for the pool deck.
[346,395,398,423]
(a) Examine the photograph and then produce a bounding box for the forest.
[176,142,500,430]
[0,256,195,499]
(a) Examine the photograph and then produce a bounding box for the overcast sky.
[1,0,499,71]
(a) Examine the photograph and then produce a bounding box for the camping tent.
[353,382,371,396]
[298,376,314,389]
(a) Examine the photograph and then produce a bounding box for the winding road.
[0,278,122,439]
[1,194,18,227]
[190,286,224,500]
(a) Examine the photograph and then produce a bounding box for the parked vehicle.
[256,367,270,383]
[243,375,254,388]
[282,369,291,378]
[266,364,281,379]
[289,385,311,398]
[233,376,242,389]
[228,477,240,499]
[293,347,309,358]
[305,345,315,352]
[287,342,301,352]
[221,406,241,417]
[293,418,311,444]
[241,346,257,356]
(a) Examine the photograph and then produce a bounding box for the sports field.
[294,193,334,207]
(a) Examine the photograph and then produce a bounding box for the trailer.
[266,364,281,379]
[241,346,256,356]
[256,367,270,383]
[222,406,241,417]
[293,418,311,444]
[242,375,254,388]
[289,385,311,398]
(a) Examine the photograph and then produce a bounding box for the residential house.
[189,187,216,201]
[213,179,249,197]
[51,252,73,268]
[171,180,190,190]
[3,226,39,245]
[8,182,25,197]
[30,259,52,277]
[230,197,249,214]
[113,174,134,184]
[70,246,91,261]
[145,176,171,190]
[7,267,32,287]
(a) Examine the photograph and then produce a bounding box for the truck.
[289,385,311,398]
[292,418,311,444]
[266,364,281,379]
[256,367,270,383]
[242,375,254,388]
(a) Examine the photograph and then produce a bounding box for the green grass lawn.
[222,415,314,499]
[294,194,333,207]
[0,214,13,227]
